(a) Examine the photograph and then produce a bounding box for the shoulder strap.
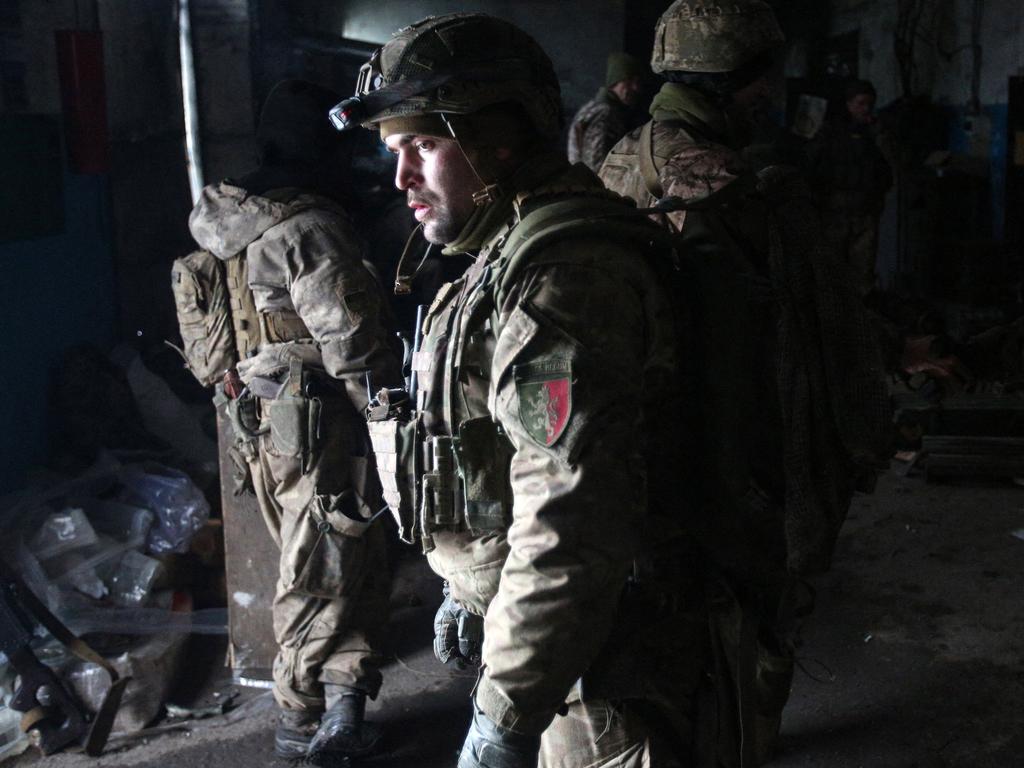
[638,121,665,199]
[224,254,262,359]
[493,194,676,313]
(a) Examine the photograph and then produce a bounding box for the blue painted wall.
[946,103,1011,241]
[0,165,118,493]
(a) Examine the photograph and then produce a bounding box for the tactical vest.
[368,191,677,551]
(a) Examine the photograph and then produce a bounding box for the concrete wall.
[829,0,1023,261]
[0,2,118,491]
[830,0,1024,109]
[0,0,257,491]
[100,0,256,345]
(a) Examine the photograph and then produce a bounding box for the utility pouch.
[367,416,420,544]
[267,362,322,473]
[453,417,513,533]
[170,250,238,387]
[282,492,372,598]
[222,389,264,460]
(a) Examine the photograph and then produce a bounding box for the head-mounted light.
[326,52,536,132]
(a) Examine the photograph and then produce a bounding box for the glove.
[433,582,483,668]
[457,707,540,768]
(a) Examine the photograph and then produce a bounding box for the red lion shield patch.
[514,359,572,447]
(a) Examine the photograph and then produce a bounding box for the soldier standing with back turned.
[601,2,892,764]
[331,13,705,768]
[172,80,402,764]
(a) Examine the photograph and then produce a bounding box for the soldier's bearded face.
[386,133,479,244]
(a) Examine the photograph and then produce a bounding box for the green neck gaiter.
[648,82,732,144]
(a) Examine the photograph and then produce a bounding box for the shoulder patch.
[514,359,572,447]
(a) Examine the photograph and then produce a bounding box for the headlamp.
[326,52,535,132]
[328,97,367,131]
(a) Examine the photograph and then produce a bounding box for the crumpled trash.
[0,660,29,761]
[27,508,99,561]
[62,631,188,733]
[117,464,210,554]
[103,551,164,607]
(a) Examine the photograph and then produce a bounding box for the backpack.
[169,250,237,387]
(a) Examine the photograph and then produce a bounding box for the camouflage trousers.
[539,698,690,768]
[823,210,881,296]
[248,394,391,713]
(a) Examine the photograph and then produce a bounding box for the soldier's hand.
[457,707,540,768]
[433,583,483,668]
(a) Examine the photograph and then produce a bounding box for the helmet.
[258,79,344,166]
[329,14,562,140]
[651,0,785,75]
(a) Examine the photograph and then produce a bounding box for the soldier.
[172,80,402,762]
[330,13,702,768]
[599,0,783,232]
[806,79,893,296]
[567,52,646,172]
[600,2,891,764]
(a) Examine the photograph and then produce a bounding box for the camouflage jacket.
[566,88,631,172]
[400,154,691,734]
[599,82,749,232]
[189,182,401,408]
[599,84,892,576]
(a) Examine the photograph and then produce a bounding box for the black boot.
[274,707,322,761]
[306,685,383,764]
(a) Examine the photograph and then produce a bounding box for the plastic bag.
[117,463,210,554]
[27,508,99,561]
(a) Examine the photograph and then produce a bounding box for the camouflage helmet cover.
[651,0,785,75]
[342,13,562,140]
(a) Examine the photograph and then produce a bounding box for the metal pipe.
[179,0,204,204]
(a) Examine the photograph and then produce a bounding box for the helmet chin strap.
[439,113,503,206]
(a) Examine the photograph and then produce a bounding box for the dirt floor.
[7,468,1024,767]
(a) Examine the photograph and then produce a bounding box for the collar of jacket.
[189,182,346,260]
[442,151,575,256]
[648,82,735,147]
[597,86,626,110]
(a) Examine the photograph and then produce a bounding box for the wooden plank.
[922,436,1024,455]
[926,453,1024,479]
[217,404,278,686]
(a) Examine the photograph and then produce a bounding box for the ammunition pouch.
[368,412,513,553]
[261,360,335,476]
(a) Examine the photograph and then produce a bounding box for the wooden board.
[216,405,278,686]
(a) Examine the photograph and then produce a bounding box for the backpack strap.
[638,121,665,199]
[491,194,677,315]
[224,254,262,360]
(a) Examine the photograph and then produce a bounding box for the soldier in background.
[806,79,893,296]
[172,80,401,763]
[600,2,891,764]
[567,52,645,172]
[333,12,702,767]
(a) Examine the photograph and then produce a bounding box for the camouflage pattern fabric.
[539,698,690,768]
[189,183,402,712]
[402,154,701,752]
[600,116,747,232]
[822,210,881,297]
[567,88,631,172]
[599,83,890,766]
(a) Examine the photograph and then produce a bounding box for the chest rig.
[370,226,516,553]
[368,187,676,553]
